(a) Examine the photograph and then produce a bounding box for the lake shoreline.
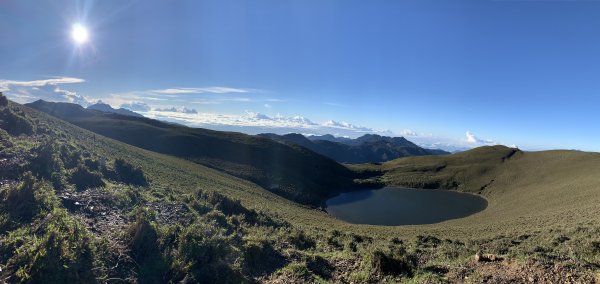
[325,187,488,226]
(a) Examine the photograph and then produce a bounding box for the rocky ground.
[449,258,599,283]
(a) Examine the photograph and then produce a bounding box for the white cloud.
[120,101,151,112]
[466,131,478,143]
[0,77,85,88]
[245,111,274,121]
[107,88,278,107]
[154,106,198,114]
[137,109,477,150]
[0,77,90,105]
[465,131,495,145]
[0,79,508,152]
[137,109,391,138]
[399,129,418,137]
[150,87,249,94]
[323,120,376,132]
[288,116,316,125]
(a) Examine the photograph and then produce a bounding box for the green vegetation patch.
[0,104,36,136]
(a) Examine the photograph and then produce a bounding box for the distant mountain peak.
[87,102,143,118]
[260,132,449,163]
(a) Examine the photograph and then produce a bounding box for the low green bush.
[6,209,97,283]
[203,190,248,216]
[127,209,168,282]
[0,108,35,136]
[84,158,101,171]
[59,144,82,169]
[368,244,417,278]
[284,229,316,250]
[0,173,40,229]
[114,158,148,186]
[174,222,244,283]
[29,142,64,181]
[0,128,12,147]
[70,165,105,191]
[0,92,8,107]
[242,239,286,277]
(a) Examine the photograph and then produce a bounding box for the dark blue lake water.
[326,187,487,226]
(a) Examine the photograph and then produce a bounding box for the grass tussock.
[6,209,97,283]
[114,158,149,186]
[0,106,35,136]
[70,165,105,191]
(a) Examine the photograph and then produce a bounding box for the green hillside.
[351,145,521,191]
[350,145,600,230]
[2,98,600,282]
[27,100,357,206]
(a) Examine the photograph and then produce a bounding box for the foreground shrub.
[84,158,101,171]
[0,173,40,228]
[0,92,8,107]
[173,222,245,283]
[283,229,316,250]
[114,159,148,186]
[0,107,35,136]
[70,165,105,191]
[5,209,97,283]
[416,235,442,248]
[0,128,12,147]
[127,209,168,282]
[368,245,417,278]
[59,144,82,169]
[203,190,249,216]
[29,142,64,181]
[305,255,334,280]
[242,239,286,277]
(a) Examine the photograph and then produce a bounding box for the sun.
[71,23,89,44]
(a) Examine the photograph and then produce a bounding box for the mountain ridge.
[27,100,358,205]
[259,132,449,164]
[87,102,144,117]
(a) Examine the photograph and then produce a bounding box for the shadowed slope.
[27,100,356,205]
[87,102,143,118]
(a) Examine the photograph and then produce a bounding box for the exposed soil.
[59,187,192,236]
[261,254,600,284]
[448,259,598,283]
[58,187,193,283]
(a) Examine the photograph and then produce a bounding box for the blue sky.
[1,0,600,151]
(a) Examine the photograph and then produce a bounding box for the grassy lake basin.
[326,187,488,226]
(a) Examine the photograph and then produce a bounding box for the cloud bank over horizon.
[465,131,495,145]
[0,76,506,152]
[138,108,396,138]
[0,77,91,106]
[135,108,497,152]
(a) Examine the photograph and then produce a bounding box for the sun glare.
[71,23,89,44]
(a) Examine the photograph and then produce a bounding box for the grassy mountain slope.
[20,100,600,239]
[259,133,449,164]
[1,99,387,282]
[350,145,600,234]
[27,100,357,205]
[351,145,520,191]
[2,97,600,282]
[87,102,144,118]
